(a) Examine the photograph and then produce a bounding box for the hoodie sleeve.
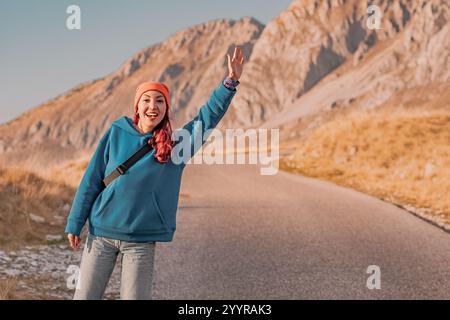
[64,127,112,236]
[175,79,238,166]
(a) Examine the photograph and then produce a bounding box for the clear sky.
[0,0,292,124]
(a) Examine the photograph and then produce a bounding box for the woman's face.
[136,90,167,131]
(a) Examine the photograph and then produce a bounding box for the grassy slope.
[0,154,90,250]
[0,157,90,299]
[280,108,450,225]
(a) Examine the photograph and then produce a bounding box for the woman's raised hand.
[227,46,245,82]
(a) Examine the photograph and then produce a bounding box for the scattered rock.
[0,244,122,299]
[423,161,435,178]
[29,213,45,224]
[0,251,11,262]
[46,235,63,242]
[50,215,65,226]
[5,269,21,277]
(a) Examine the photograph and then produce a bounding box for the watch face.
[226,78,238,85]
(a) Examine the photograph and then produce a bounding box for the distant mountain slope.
[1,0,449,167]
[0,17,263,166]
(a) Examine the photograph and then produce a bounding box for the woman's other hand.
[227,46,245,81]
[67,234,81,251]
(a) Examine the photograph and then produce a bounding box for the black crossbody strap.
[103,142,154,187]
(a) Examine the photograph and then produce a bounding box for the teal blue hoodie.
[64,80,237,242]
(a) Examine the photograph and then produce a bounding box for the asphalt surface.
[152,162,450,299]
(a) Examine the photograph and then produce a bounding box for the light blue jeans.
[73,232,156,300]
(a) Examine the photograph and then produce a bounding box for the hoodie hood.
[112,115,154,137]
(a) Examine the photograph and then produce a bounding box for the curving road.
[152,162,450,299]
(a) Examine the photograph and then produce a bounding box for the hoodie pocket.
[132,190,169,232]
[151,192,167,226]
[95,188,115,216]
[91,187,171,234]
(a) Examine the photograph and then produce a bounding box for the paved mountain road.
[151,162,450,299]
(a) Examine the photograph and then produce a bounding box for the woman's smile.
[145,110,159,120]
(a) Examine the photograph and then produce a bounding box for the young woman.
[64,47,245,299]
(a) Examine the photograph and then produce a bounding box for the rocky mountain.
[0,0,449,167]
[230,0,449,134]
[0,17,264,166]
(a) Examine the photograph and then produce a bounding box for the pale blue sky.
[0,0,292,124]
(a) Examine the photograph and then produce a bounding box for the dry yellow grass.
[0,276,60,300]
[0,140,97,250]
[280,109,450,225]
[0,277,18,300]
[0,157,86,249]
[0,143,101,250]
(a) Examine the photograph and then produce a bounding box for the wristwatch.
[223,76,240,90]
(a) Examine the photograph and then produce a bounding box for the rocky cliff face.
[228,0,450,131]
[1,0,449,167]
